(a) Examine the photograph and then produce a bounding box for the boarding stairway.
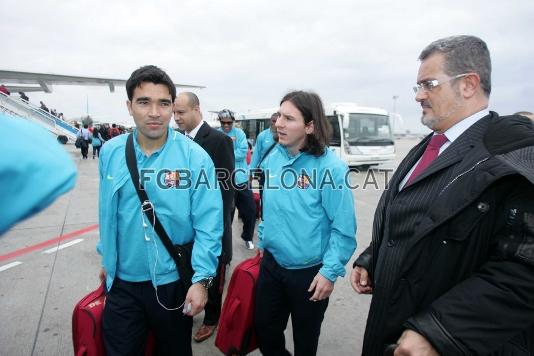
[0,92,79,142]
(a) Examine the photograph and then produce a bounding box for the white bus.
[325,103,395,168]
[237,103,395,168]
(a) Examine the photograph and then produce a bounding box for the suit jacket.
[193,122,235,263]
[355,112,534,355]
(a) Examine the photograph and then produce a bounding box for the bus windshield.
[344,114,393,145]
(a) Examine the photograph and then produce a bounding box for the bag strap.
[125,134,180,265]
[258,141,277,168]
[255,142,277,221]
[251,141,276,177]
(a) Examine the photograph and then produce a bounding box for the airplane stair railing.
[0,92,79,142]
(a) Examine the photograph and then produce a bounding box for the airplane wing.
[0,70,205,93]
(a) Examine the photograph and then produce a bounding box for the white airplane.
[0,69,205,93]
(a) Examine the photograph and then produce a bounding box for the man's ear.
[305,120,315,135]
[461,73,480,99]
[126,100,133,116]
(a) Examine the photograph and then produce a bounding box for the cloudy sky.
[2,0,533,133]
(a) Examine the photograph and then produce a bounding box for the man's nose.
[149,104,160,116]
[415,89,427,103]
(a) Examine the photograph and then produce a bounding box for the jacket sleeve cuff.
[404,310,470,356]
[318,267,337,283]
[353,246,372,270]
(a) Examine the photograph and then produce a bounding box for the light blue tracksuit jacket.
[258,144,357,282]
[97,128,222,291]
[219,126,249,185]
[250,128,275,169]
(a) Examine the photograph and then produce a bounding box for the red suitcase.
[72,284,154,356]
[215,253,261,355]
[72,283,107,356]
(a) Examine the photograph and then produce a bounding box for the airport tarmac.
[0,137,421,356]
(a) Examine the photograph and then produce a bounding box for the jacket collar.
[185,119,204,139]
[403,113,494,188]
[194,121,211,145]
[406,113,515,248]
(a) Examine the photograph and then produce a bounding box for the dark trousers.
[203,257,226,326]
[80,142,89,159]
[102,278,192,356]
[254,251,329,356]
[232,183,256,241]
[93,145,101,157]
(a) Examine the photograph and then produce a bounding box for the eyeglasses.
[413,73,470,94]
[220,121,233,126]
[218,109,234,120]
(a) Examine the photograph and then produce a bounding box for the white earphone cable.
[141,200,185,311]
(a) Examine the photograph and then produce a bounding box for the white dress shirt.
[185,120,204,140]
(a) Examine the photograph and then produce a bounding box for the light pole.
[392,95,399,133]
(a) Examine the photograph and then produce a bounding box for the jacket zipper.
[439,157,490,196]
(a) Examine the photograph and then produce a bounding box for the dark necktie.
[406,133,448,186]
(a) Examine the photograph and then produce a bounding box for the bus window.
[237,118,272,145]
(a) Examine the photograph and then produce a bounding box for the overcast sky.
[2,0,533,133]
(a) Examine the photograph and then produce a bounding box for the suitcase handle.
[225,299,241,330]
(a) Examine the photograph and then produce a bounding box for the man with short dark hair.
[174,91,235,342]
[97,65,222,356]
[352,35,534,355]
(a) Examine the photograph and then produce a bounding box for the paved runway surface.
[0,137,421,355]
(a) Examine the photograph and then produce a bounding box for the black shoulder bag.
[125,134,194,290]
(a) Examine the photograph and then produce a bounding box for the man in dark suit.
[174,92,235,343]
[351,35,534,355]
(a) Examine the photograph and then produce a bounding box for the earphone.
[141,201,154,240]
[140,199,185,311]
[141,215,150,240]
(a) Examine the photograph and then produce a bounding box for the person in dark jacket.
[173,91,235,343]
[39,101,49,113]
[18,91,29,102]
[351,35,534,355]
